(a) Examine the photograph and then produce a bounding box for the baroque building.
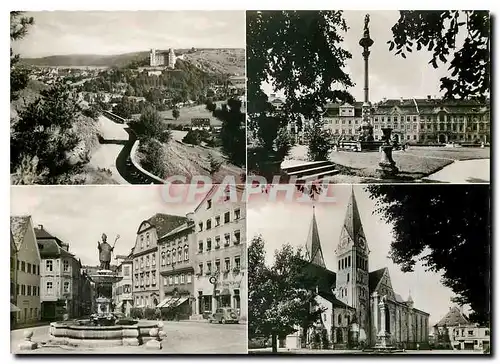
[320,97,490,144]
[286,189,430,350]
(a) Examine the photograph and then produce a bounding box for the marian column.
[359,14,374,141]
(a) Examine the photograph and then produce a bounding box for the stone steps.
[282,161,339,183]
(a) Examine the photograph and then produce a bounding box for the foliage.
[248,235,325,352]
[11,155,49,185]
[208,153,223,175]
[275,127,294,161]
[137,138,167,179]
[366,184,491,324]
[130,106,172,143]
[182,129,211,145]
[10,12,34,101]
[388,11,490,101]
[305,119,334,161]
[130,308,144,319]
[207,98,245,167]
[144,308,156,320]
[11,82,82,181]
[172,108,180,120]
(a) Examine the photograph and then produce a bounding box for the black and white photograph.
[246,10,490,184]
[10,185,247,353]
[10,11,246,185]
[247,184,491,354]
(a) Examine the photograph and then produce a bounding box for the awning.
[172,297,189,307]
[10,303,21,312]
[116,301,124,309]
[220,288,231,296]
[156,297,172,308]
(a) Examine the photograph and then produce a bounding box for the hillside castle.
[149,48,176,69]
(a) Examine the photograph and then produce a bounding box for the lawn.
[288,145,490,180]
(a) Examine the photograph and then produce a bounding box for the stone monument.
[377,128,399,177]
[359,14,375,142]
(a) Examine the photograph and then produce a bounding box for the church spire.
[306,206,326,268]
[343,187,366,244]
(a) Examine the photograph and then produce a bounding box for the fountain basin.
[49,321,160,347]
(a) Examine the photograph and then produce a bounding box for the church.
[285,189,430,350]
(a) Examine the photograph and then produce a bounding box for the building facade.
[286,189,430,350]
[10,216,41,326]
[132,213,187,309]
[192,185,247,320]
[114,254,134,316]
[149,48,177,68]
[322,97,490,144]
[157,221,196,319]
[35,225,83,320]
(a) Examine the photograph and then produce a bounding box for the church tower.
[306,206,326,268]
[335,188,370,332]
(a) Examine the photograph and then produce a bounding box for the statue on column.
[98,233,114,270]
[363,14,371,38]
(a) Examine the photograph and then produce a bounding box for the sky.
[12,11,246,57]
[262,10,468,102]
[10,185,199,266]
[247,185,462,326]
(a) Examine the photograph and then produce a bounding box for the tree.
[248,236,324,353]
[366,184,491,324]
[172,108,180,120]
[388,11,490,101]
[137,139,167,179]
[11,82,81,181]
[112,96,133,119]
[130,106,172,143]
[10,12,34,101]
[207,98,245,167]
[305,119,334,161]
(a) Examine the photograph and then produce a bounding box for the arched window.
[338,314,342,325]
[347,315,350,325]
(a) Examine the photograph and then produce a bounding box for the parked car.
[209,307,239,324]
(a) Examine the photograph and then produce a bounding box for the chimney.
[38,224,43,230]
[427,95,431,100]
[400,97,404,104]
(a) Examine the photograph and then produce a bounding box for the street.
[12,320,247,354]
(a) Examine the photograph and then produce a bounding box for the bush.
[130,308,143,319]
[305,119,334,161]
[275,127,294,160]
[138,139,167,179]
[144,308,156,320]
[130,106,172,143]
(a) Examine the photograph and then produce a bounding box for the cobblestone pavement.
[12,320,247,354]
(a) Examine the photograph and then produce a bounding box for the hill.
[20,48,245,75]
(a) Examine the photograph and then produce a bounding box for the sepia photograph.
[246,10,490,184]
[247,184,490,354]
[10,11,246,185]
[10,185,247,354]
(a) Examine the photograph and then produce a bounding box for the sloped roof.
[343,188,365,243]
[146,213,188,237]
[369,267,386,292]
[435,306,470,327]
[306,208,326,268]
[34,225,56,239]
[160,221,194,240]
[38,239,74,259]
[10,216,31,250]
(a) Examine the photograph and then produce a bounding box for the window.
[21,261,25,272]
[63,260,69,272]
[16,284,19,295]
[224,258,231,272]
[207,199,212,209]
[187,273,192,283]
[124,266,130,277]
[177,247,182,262]
[27,263,31,274]
[152,253,156,266]
[163,277,168,286]
[198,222,203,232]
[46,260,53,272]
[180,274,185,284]
[135,274,139,287]
[207,262,212,275]
[140,257,144,269]
[140,235,144,249]
[27,286,32,296]
[215,236,221,249]
[348,256,351,267]
[135,259,138,270]
[207,239,212,251]
[224,212,230,223]
[234,230,241,244]
[468,330,474,336]
[198,241,203,253]
[198,264,203,276]
[146,255,150,267]
[172,250,176,263]
[347,273,350,282]
[37,265,40,275]
[338,314,342,325]
[145,273,150,286]
[64,282,70,293]
[206,219,212,230]
[161,252,166,266]
[184,246,189,261]
[235,209,240,220]
[21,284,26,295]
[47,282,53,295]
[166,250,171,265]
[338,260,341,271]
[152,272,156,286]
[486,330,490,336]
[235,256,241,270]
[224,233,230,246]
[215,216,220,226]
[174,275,179,284]
[146,233,150,247]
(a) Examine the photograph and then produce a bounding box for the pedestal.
[145,340,162,350]
[377,146,399,177]
[18,330,38,351]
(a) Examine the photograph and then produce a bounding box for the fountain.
[47,233,165,349]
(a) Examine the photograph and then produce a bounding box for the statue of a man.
[98,233,113,270]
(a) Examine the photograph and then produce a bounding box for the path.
[424,159,490,183]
